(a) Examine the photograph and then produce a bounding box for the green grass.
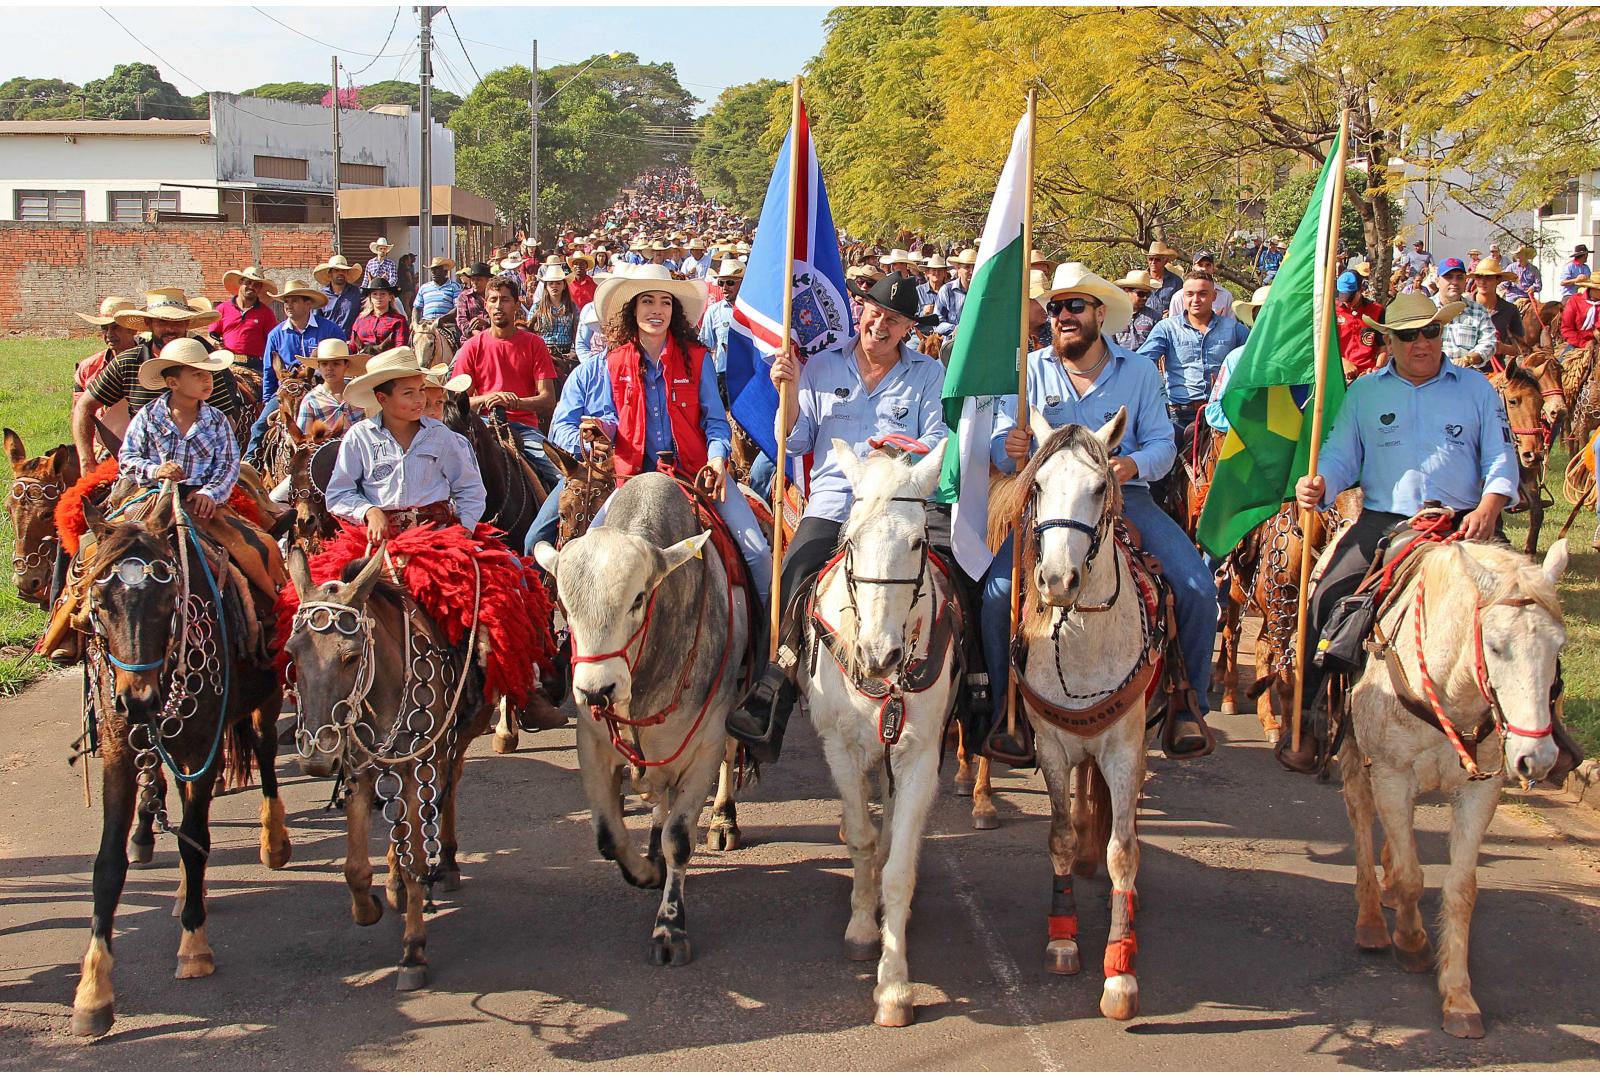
[0,337,86,693]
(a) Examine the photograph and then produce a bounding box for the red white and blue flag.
[724,101,852,463]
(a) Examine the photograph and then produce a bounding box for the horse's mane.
[839,452,920,546]
[988,422,1121,550]
[1415,540,1561,624]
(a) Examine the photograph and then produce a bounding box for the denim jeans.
[748,451,776,504]
[526,476,565,555]
[980,485,1216,725]
[244,394,276,459]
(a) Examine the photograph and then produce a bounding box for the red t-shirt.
[1336,299,1385,374]
[451,328,557,427]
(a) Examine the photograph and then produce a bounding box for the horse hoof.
[954,778,975,796]
[491,731,518,754]
[971,812,999,831]
[873,1000,915,1028]
[1379,887,1398,911]
[1394,940,1434,973]
[1100,975,1140,1021]
[1355,922,1391,951]
[1044,938,1081,975]
[1220,696,1238,715]
[355,891,384,926]
[706,823,741,852]
[844,937,881,962]
[1442,1008,1485,1040]
[649,934,692,967]
[438,869,463,893]
[260,837,292,870]
[129,841,155,865]
[395,964,428,991]
[175,951,215,980]
[70,1004,115,1038]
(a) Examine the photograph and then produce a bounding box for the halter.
[841,496,931,615]
[1030,487,1116,613]
[8,477,64,574]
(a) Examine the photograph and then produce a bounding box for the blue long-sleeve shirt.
[990,340,1175,487]
[262,313,341,399]
[1315,362,1519,516]
[549,345,732,465]
[933,279,967,336]
[1138,312,1251,406]
[574,302,605,365]
[320,283,363,337]
[699,299,736,375]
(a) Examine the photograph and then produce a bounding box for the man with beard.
[980,264,1215,757]
[73,292,243,468]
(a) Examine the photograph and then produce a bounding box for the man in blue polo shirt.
[1139,269,1250,445]
[245,277,342,458]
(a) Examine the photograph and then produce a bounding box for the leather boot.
[522,690,569,731]
[727,662,795,765]
[1275,696,1325,774]
[1167,716,1211,758]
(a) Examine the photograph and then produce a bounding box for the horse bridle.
[1029,491,1116,614]
[8,477,64,574]
[90,556,180,672]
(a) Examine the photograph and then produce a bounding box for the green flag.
[1195,131,1347,558]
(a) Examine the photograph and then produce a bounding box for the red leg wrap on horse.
[1103,932,1138,977]
[1047,914,1079,941]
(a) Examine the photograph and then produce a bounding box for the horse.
[915,331,945,359]
[228,363,264,454]
[797,440,959,1027]
[5,429,79,608]
[413,312,457,371]
[1337,537,1569,1039]
[1557,339,1600,454]
[441,391,543,555]
[284,544,499,990]
[247,359,312,484]
[534,471,747,966]
[1490,358,1554,555]
[989,407,1160,1021]
[70,485,289,1038]
[281,426,341,554]
[1517,298,1563,352]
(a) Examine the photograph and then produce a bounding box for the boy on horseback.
[118,339,242,521]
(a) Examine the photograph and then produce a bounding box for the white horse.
[1338,536,1568,1039]
[993,407,1153,1021]
[799,440,959,1028]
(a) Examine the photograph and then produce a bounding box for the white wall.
[0,134,217,220]
[1532,171,1599,299]
[1399,163,1535,264]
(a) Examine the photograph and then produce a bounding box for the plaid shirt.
[1440,297,1498,366]
[362,256,398,288]
[119,391,241,502]
[455,287,490,339]
[295,385,366,438]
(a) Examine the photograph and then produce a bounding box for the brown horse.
[916,331,946,359]
[70,488,289,1038]
[4,429,79,607]
[248,360,312,484]
[413,312,457,371]
[1490,359,1554,555]
[1517,298,1563,352]
[282,426,342,554]
[441,391,544,554]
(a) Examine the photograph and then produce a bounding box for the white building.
[1532,172,1600,298]
[0,92,454,249]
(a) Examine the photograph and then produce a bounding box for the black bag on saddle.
[1315,593,1377,676]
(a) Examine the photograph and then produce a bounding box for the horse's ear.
[660,530,711,576]
[3,428,25,471]
[1026,406,1055,450]
[345,552,389,607]
[910,440,945,499]
[284,412,305,446]
[272,356,289,382]
[1094,406,1128,453]
[94,417,122,458]
[1503,357,1522,382]
[287,545,315,600]
[544,438,582,479]
[1543,537,1569,584]
[533,541,560,575]
[81,495,107,541]
[832,438,862,490]
[1454,545,1500,597]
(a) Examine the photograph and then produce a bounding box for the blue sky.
[3,5,832,113]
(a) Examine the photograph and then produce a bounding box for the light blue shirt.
[412,279,461,321]
[990,339,1175,488]
[263,313,340,399]
[574,301,605,364]
[1203,344,1247,433]
[933,279,967,336]
[784,342,948,523]
[699,299,736,375]
[1560,260,1592,299]
[549,345,732,465]
[1138,312,1251,406]
[1316,362,1519,516]
[917,281,940,314]
[325,414,487,531]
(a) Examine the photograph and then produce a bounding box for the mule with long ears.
[1339,537,1569,1039]
[5,428,78,608]
[70,485,289,1038]
[535,471,746,967]
[799,441,960,1027]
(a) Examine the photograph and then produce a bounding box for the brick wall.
[0,222,333,336]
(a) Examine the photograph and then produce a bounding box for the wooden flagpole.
[1005,88,1038,738]
[1289,107,1351,753]
[768,75,803,662]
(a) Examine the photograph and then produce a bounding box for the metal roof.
[0,120,212,136]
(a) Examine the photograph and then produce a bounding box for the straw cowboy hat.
[1029,249,1051,267]
[1146,240,1180,258]
[885,248,917,267]
[922,253,950,271]
[344,346,429,412]
[687,238,708,251]
[275,277,328,303]
[222,266,278,295]
[1233,285,1273,328]
[1036,262,1134,336]
[1568,275,1600,293]
[714,258,746,280]
[188,295,216,313]
[1028,269,1051,300]
[114,292,222,333]
[423,363,472,394]
[845,264,882,283]
[629,238,650,252]
[948,248,979,267]
[314,254,361,286]
[136,338,234,391]
[76,296,138,326]
[1114,269,1159,292]
[593,263,708,327]
[734,241,752,256]
[649,239,674,254]
[567,252,596,272]
[369,237,394,255]
[1514,244,1537,261]
[427,256,456,271]
[1468,256,1516,282]
[1361,292,1466,334]
[296,337,369,376]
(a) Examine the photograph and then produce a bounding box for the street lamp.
[531,48,622,243]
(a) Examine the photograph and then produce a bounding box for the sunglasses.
[1391,323,1443,343]
[1125,290,1151,301]
[1047,297,1102,318]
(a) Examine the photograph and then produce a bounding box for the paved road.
[1,657,1597,1069]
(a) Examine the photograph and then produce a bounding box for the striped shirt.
[87,340,245,419]
[295,385,366,438]
[118,391,240,502]
[413,280,461,321]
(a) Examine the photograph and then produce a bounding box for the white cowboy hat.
[222,265,278,296]
[498,256,524,272]
[1028,269,1051,300]
[1233,285,1273,328]
[537,263,570,282]
[885,248,917,267]
[369,237,394,255]
[1036,262,1134,336]
[423,363,472,393]
[922,253,950,271]
[274,277,328,303]
[296,337,370,376]
[75,295,139,326]
[593,263,708,328]
[344,347,429,412]
[314,254,361,286]
[114,292,222,333]
[1361,293,1466,334]
[714,258,746,280]
[137,338,234,391]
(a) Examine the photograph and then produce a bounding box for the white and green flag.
[937,110,1032,579]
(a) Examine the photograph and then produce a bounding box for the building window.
[15,189,85,222]
[1543,177,1582,218]
[340,162,385,186]
[254,154,309,181]
[108,190,179,223]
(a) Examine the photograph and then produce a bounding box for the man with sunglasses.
[1287,292,1518,769]
[981,263,1216,759]
[1112,269,1160,349]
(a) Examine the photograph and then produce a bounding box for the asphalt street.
[1,645,1597,1069]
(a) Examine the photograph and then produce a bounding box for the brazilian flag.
[1196,132,1348,558]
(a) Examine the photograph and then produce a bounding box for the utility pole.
[419,5,435,272]
[529,38,539,246]
[331,54,343,254]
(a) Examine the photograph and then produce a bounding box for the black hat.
[1575,244,1591,257]
[463,261,493,278]
[847,274,937,329]
[362,276,397,294]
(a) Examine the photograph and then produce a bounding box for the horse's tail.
[1072,758,1114,878]
[223,718,255,792]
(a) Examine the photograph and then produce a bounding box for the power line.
[249,6,412,60]
[441,7,484,87]
[97,7,208,94]
[346,8,405,78]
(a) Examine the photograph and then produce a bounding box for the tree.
[360,80,463,123]
[693,80,786,216]
[0,77,81,120]
[1264,168,1398,263]
[544,52,697,163]
[78,63,197,120]
[241,81,327,106]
